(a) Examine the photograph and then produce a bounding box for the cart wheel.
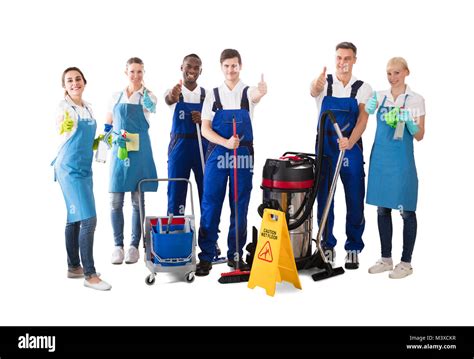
[145,274,155,286]
[185,272,195,283]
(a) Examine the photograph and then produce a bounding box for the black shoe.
[196,260,212,276]
[345,251,359,270]
[227,259,250,271]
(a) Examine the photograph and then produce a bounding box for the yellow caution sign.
[248,209,302,296]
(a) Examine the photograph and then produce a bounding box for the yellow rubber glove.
[59,111,74,135]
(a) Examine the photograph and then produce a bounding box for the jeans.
[110,192,144,248]
[65,216,97,278]
[377,207,417,263]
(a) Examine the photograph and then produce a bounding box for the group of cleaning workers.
[53,43,425,291]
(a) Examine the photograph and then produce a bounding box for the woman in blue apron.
[53,67,111,291]
[105,57,158,265]
[365,57,425,279]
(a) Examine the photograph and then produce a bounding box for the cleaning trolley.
[138,178,196,285]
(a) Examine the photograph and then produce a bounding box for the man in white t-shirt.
[195,49,267,276]
[310,42,372,270]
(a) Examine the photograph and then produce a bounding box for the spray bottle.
[117,130,128,160]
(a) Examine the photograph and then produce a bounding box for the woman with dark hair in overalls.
[105,57,158,265]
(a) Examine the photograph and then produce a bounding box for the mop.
[218,117,251,284]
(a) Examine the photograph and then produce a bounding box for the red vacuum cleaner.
[248,110,345,281]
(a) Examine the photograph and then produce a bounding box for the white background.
[0,0,473,326]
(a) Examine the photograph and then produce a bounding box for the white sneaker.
[84,278,112,291]
[111,246,124,264]
[389,262,413,279]
[125,246,139,264]
[368,258,393,274]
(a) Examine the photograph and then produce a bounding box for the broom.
[218,117,250,284]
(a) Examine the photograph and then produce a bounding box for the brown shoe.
[67,267,84,278]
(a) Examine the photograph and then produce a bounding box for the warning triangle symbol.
[257,241,273,263]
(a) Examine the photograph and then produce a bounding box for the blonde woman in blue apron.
[365,57,425,279]
[53,67,112,291]
[106,57,158,265]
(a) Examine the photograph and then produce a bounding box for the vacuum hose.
[287,110,337,230]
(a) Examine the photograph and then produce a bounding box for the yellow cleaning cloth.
[126,133,139,151]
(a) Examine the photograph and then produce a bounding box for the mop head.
[218,269,250,284]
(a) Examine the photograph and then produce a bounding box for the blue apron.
[315,74,365,251]
[109,92,158,192]
[53,107,96,223]
[367,95,418,211]
[198,87,254,262]
[167,88,208,215]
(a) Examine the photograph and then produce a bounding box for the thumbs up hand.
[257,73,267,96]
[250,73,267,104]
[311,67,327,97]
[59,111,74,135]
[365,91,378,115]
[169,80,183,103]
[317,66,327,90]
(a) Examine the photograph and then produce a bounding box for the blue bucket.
[151,225,193,266]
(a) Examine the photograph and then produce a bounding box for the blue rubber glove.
[143,88,156,113]
[365,91,378,115]
[104,123,113,133]
[400,109,419,135]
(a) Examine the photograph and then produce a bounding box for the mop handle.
[196,123,205,173]
[233,117,240,266]
[166,213,173,234]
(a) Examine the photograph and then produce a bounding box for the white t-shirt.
[376,86,425,119]
[56,95,94,144]
[313,74,373,118]
[202,80,257,122]
[164,84,206,114]
[107,86,157,123]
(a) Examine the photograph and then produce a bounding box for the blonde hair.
[387,57,410,75]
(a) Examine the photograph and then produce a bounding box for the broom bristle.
[218,270,250,284]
